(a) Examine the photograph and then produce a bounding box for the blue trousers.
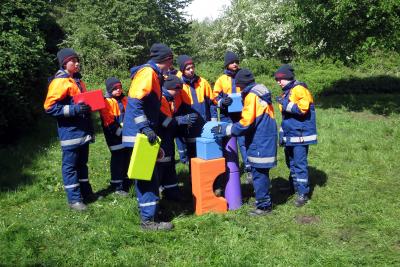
[128,145,160,221]
[158,162,181,200]
[175,137,188,164]
[62,144,93,203]
[284,145,310,195]
[110,148,131,191]
[251,167,272,209]
[237,135,250,171]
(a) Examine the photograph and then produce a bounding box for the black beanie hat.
[274,64,295,80]
[150,43,173,63]
[105,77,122,93]
[224,51,239,67]
[57,48,79,68]
[177,55,193,71]
[164,75,183,90]
[236,68,255,88]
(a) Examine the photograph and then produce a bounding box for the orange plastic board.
[73,89,105,111]
[191,157,227,215]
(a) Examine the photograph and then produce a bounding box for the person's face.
[65,57,80,74]
[276,78,290,88]
[227,61,239,72]
[167,89,179,97]
[158,57,173,72]
[183,64,195,78]
[111,85,123,97]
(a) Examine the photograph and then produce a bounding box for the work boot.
[69,202,87,211]
[141,220,174,231]
[249,206,272,216]
[114,190,129,197]
[294,194,308,207]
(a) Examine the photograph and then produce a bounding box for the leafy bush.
[0,0,55,143]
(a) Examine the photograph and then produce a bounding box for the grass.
[1,90,400,266]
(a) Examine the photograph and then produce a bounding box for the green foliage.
[0,0,55,142]
[292,0,400,61]
[187,0,295,61]
[187,0,400,63]
[55,0,192,78]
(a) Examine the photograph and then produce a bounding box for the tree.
[55,0,192,77]
[0,0,55,142]
[291,0,400,61]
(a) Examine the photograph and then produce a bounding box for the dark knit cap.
[274,64,295,80]
[105,77,122,93]
[150,43,173,63]
[164,75,183,90]
[177,55,194,71]
[57,48,79,68]
[224,51,239,67]
[236,68,255,88]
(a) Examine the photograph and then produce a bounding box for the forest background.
[1,0,399,141]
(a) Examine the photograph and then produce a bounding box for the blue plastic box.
[196,137,223,160]
[228,93,243,113]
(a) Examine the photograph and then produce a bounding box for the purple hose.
[224,136,242,210]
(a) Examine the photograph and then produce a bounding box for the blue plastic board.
[228,93,243,113]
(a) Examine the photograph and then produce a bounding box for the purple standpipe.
[224,136,242,210]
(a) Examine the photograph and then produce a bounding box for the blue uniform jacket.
[225,83,278,169]
[122,61,163,147]
[44,70,94,151]
[279,80,317,146]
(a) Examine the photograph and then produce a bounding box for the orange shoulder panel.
[128,67,160,99]
[289,85,314,113]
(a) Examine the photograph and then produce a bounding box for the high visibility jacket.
[44,69,94,150]
[99,94,127,151]
[278,80,317,146]
[225,83,277,169]
[157,88,189,161]
[179,74,217,140]
[122,61,163,147]
[213,71,241,122]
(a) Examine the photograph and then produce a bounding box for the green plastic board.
[127,133,161,180]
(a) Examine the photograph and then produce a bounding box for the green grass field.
[1,91,400,265]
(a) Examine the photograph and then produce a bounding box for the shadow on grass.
[158,165,194,221]
[316,75,400,115]
[268,166,328,206]
[0,115,58,192]
[0,112,105,192]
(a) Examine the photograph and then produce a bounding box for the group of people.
[44,42,317,231]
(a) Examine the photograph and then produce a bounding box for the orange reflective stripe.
[128,67,160,99]
[44,78,81,110]
[289,85,313,113]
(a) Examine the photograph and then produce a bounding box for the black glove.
[74,103,91,115]
[221,96,233,107]
[175,113,198,126]
[187,113,198,125]
[211,125,225,138]
[141,127,158,144]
